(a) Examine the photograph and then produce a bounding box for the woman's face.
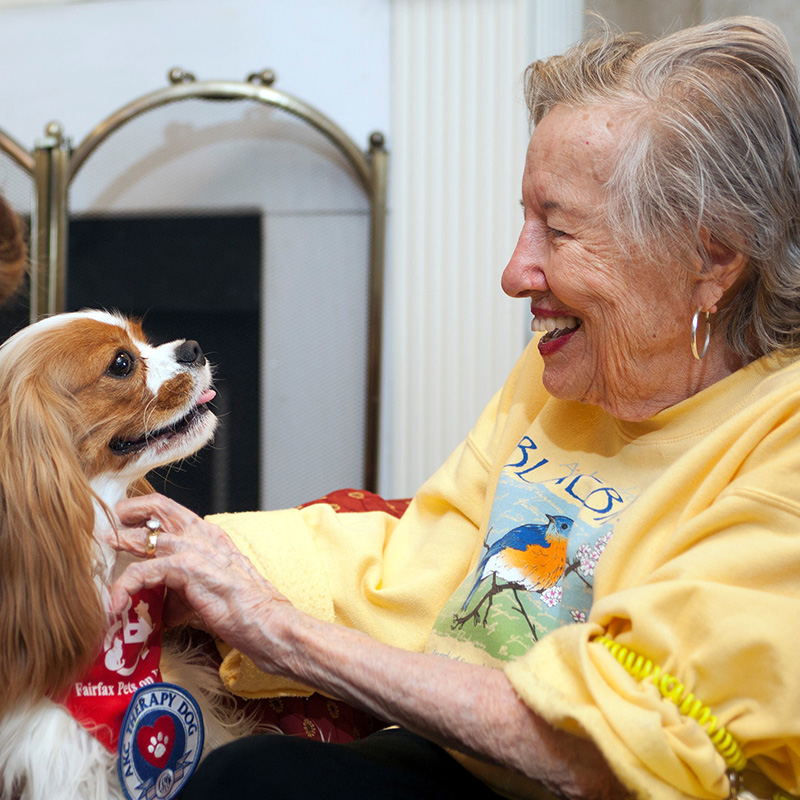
[502,103,724,421]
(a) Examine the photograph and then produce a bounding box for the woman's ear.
[694,228,749,312]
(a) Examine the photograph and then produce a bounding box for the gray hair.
[525,16,800,359]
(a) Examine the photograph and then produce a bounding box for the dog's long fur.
[0,219,254,798]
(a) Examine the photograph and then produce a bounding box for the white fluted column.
[381,0,583,498]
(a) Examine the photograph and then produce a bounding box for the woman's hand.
[103,493,298,672]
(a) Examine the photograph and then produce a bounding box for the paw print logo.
[136,716,175,769]
[147,730,170,760]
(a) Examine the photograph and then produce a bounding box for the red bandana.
[63,587,164,752]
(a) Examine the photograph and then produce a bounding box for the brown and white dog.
[0,206,252,797]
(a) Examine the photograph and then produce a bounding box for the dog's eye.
[107,351,135,378]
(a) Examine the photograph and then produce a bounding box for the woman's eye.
[107,351,134,377]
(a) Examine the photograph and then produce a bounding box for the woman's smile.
[530,310,582,355]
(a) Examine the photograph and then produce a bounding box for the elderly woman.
[110,16,800,800]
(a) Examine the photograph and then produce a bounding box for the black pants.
[179,728,510,799]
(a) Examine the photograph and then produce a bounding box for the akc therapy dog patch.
[118,683,204,800]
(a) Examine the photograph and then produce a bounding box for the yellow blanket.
[207,510,335,698]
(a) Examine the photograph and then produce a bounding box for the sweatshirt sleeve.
[206,344,538,698]
[504,426,800,800]
[208,444,491,697]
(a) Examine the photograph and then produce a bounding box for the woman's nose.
[501,224,549,298]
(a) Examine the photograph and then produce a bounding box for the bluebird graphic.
[460,514,574,613]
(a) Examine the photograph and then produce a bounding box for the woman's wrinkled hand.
[101,493,298,673]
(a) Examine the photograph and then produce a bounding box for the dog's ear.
[0,372,105,715]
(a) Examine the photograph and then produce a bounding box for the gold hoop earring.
[691,309,711,360]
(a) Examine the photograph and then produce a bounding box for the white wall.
[0,0,390,153]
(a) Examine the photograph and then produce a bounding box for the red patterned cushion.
[244,489,410,741]
[252,694,385,743]
[298,488,411,519]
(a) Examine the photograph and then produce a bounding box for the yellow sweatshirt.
[209,339,800,800]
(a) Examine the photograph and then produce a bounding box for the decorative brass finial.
[247,70,277,86]
[44,121,64,141]
[168,68,197,85]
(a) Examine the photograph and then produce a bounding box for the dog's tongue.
[197,389,216,405]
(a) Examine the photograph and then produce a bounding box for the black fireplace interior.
[66,211,261,516]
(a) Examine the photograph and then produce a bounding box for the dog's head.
[0,310,217,715]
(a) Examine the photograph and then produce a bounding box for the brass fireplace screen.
[0,69,388,514]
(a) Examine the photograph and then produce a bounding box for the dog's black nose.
[175,340,206,366]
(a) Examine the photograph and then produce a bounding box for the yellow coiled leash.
[594,635,747,772]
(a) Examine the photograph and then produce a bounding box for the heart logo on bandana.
[136,714,175,769]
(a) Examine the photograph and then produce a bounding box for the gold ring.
[144,518,161,558]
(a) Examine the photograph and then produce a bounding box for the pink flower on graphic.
[576,532,612,578]
[540,585,562,608]
[570,609,587,624]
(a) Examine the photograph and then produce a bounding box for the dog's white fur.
[0,310,254,800]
